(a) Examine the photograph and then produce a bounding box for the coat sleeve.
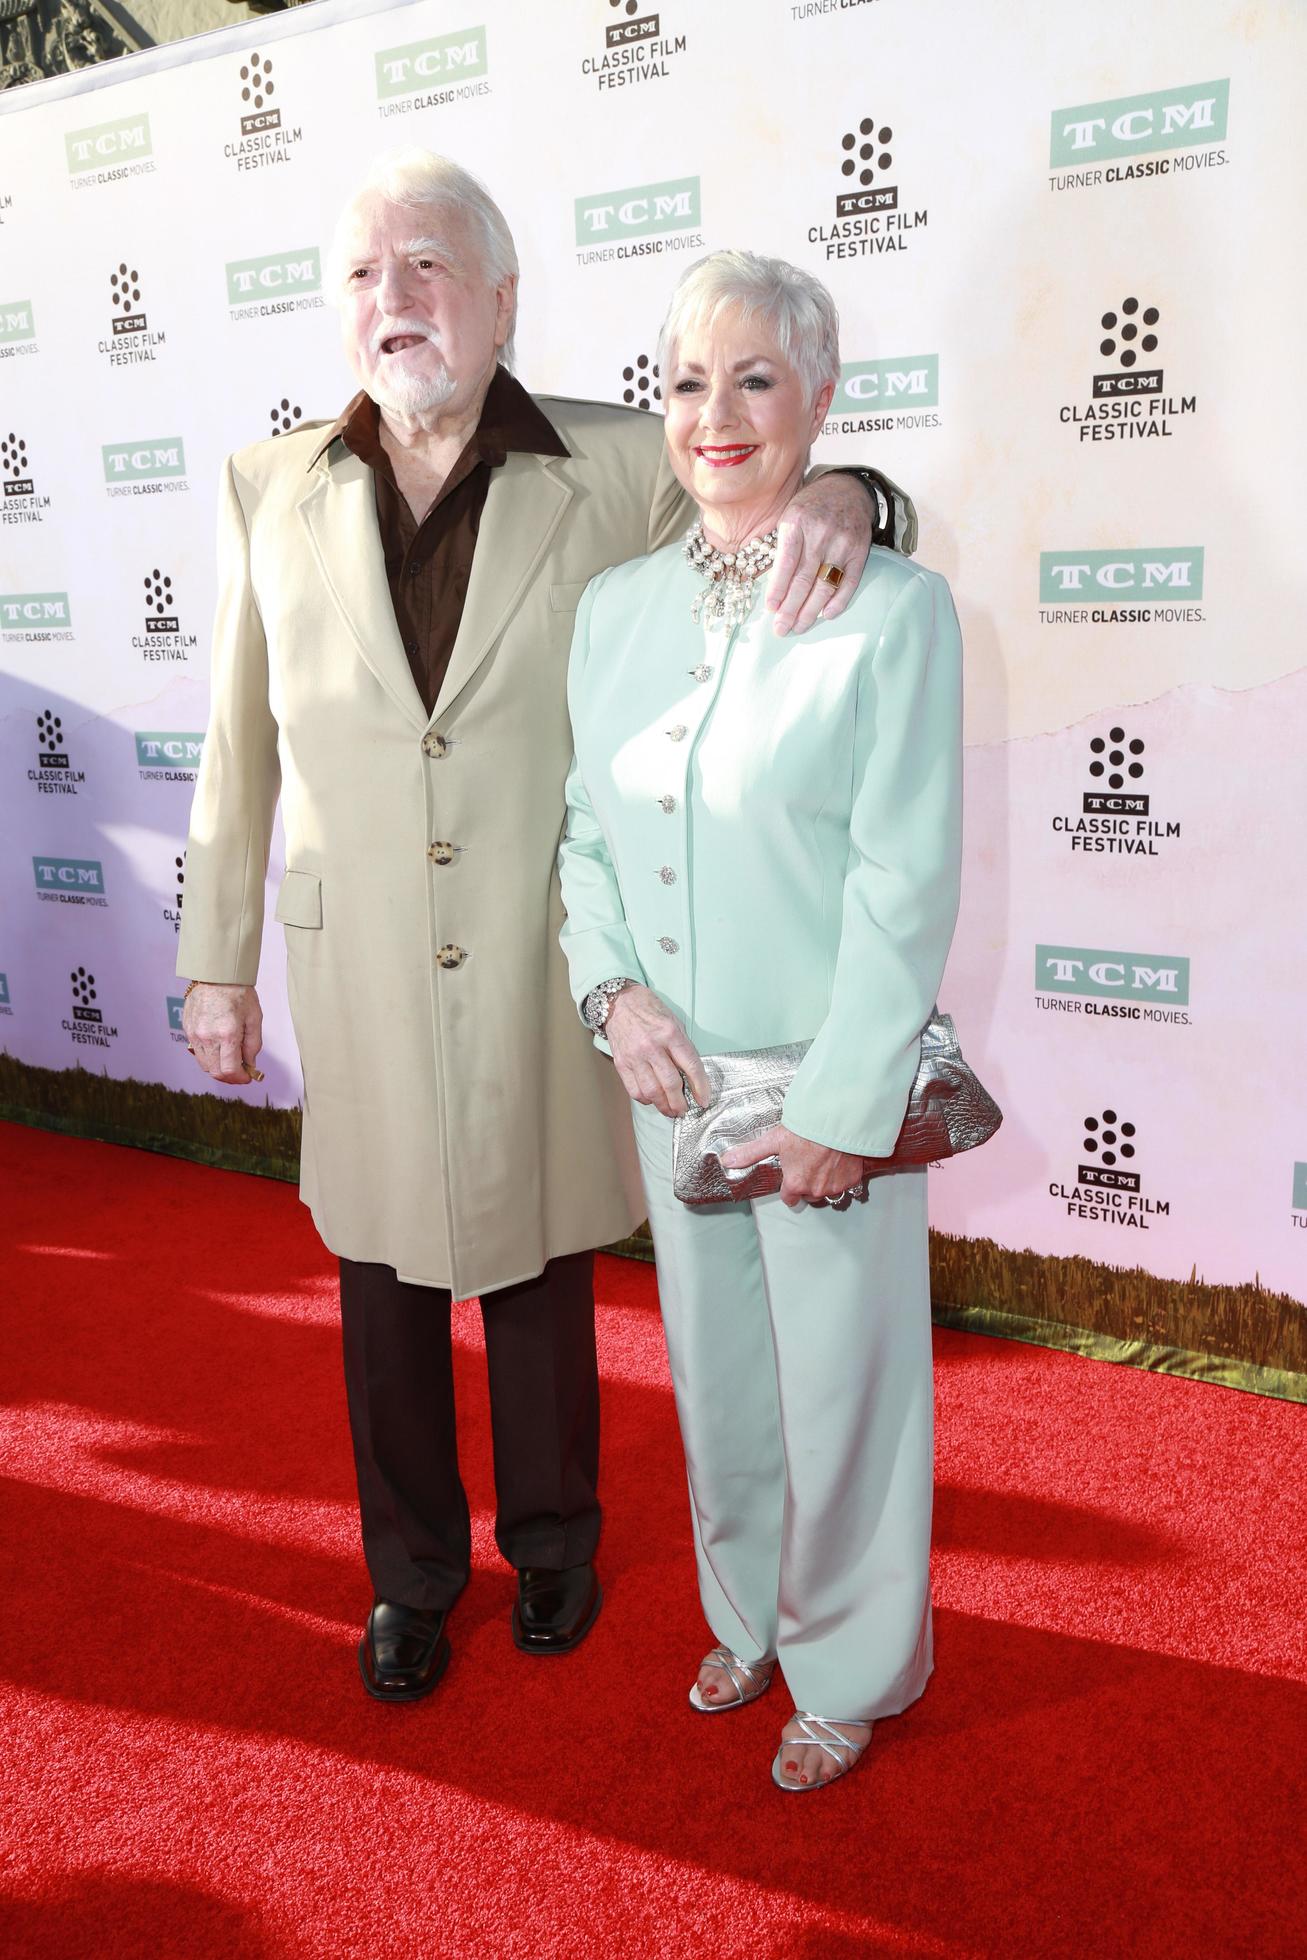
[646,439,694,552]
[174,455,281,986]
[557,574,648,1038]
[782,569,963,1157]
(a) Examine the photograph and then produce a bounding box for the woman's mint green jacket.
[557,542,963,1158]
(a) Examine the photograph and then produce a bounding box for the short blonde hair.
[657,250,840,404]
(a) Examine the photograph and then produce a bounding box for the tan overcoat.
[177,395,685,1298]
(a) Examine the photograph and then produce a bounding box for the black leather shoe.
[358,1599,451,1702]
[512,1563,603,1655]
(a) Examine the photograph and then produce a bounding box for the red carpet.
[1,1122,1303,1959]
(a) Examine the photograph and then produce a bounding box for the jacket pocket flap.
[549,581,588,613]
[274,869,322,928]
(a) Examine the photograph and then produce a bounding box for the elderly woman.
[557,251,962,1791]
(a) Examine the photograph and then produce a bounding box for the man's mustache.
[370,319,443,359]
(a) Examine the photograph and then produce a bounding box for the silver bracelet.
[582,976,634,1033]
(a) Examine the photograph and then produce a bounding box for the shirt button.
[657,936,679,954]
[407,561,422,580]
[428,842,455,865]
[435,944,466,969]
[666,724,687,742]
[405,639,418,658]
[658,866,677,885]
[689,664,713,683]
[657,795,676,814]
[422,732,450,759]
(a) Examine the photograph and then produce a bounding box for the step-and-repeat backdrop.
[1,0,1303,1383]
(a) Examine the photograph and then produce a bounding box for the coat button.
[428,842,455,865]
[666,724,687,742]
[422,732,450,759]
[657,936,679,954]
[658,866,677,885]
[657,795,676,814]
[435,944,466,969]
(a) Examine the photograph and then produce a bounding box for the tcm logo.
[226,248,321,306]
[2,432,33,494]
[833,357,938,412]
[33,857,105,895]
[109,263,145,334]
[0,973,9,1008]
[576,176,699,243]
[135,732,204,769]
[375,27,488,97]
[1293,1164,1307,1213]
[1093,294,1162,397]
[1080,1107,1139,1191]
[607,1,660,49]
[66,113,153,174]
[1040,548,1203,602]
[167,996,187,1033]
[0,301,34,344]
[2,592,70,627]
[1036,945,1190,1006]
[102,439,185,482]
[1051,79,1229,167]
[836,114,895,216]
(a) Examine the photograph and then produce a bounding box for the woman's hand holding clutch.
[606,984,712,1118]
[722,1123,866,1211]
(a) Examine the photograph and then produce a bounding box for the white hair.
[327,148,520,366]
[657,250,841,405]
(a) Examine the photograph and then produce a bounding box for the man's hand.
[765,472,874,637]
[182,983,264,1086]
[605,983,710,1119]
[722,1123,865,1209]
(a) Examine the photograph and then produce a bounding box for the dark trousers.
[338,1251,601,1611]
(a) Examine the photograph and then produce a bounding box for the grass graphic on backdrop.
[2,1052,1301,1393]
[0,1053,299,1179]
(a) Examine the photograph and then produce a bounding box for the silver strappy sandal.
[771,1713,872,1790]
[688,1644,777,1714]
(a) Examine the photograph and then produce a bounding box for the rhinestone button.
[690,664,713,683]
[421,731,450,759]
[658,866,677,885]
[666,724,687,742]
[435,944,466,969]
[657,795,677,814]
[657,936,679,954]
[427,842,455,866]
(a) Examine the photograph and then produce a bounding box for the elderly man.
[177,149,903,1703]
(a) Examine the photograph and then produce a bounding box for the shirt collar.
[307,364,568,472]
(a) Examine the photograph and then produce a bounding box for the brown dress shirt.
[309,365,569,716]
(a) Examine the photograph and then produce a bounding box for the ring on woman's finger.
[816,561,844,589]
[830,1191,853,1212]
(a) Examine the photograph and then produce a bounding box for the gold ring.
[244,1063,266,1082]
[816,562,844,588]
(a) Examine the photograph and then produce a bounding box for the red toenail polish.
[800,1775,809,1784]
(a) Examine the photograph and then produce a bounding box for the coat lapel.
[433,452,573,719]
[296,448,428,731]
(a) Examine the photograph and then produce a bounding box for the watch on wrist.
[583,976,633,1033]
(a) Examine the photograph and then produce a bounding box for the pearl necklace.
[683,519,778,628]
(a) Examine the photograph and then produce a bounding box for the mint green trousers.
[632,1102,935,1722]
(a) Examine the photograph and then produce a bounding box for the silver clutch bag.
[671,1008,1002,1206]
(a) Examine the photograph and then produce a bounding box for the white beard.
[372,365,458,417]
[366,320,458,418]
